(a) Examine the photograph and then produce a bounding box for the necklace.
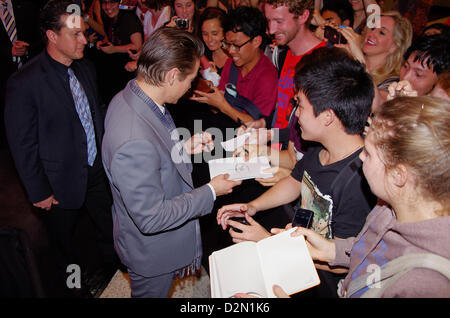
[320,144,363,166]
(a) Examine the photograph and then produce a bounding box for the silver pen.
[200,132,212,152]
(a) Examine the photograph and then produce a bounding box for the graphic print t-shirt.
[291,146,375,239]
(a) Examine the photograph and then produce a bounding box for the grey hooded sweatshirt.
[330,204,450,297]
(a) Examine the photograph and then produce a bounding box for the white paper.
[210,241,267,298]
[257,228,321,297]
[208,156,273,181]
[220,133,251,152]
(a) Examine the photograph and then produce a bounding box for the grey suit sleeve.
[110,139,214,234]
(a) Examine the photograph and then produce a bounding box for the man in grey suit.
[101,27,241,298]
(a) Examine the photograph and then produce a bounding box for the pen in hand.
[200,132,212,152]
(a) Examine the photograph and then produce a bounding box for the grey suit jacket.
[101,80,214,277]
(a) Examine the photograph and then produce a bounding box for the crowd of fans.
[1,0,450,298]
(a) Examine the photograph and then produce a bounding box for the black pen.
[237,118,247,128]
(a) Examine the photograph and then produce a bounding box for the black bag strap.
[228,60,239,86]
[341,253,450,298]
[224,63,263,120]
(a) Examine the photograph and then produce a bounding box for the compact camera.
[175,18,189,30]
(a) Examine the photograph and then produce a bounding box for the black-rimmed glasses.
[221,38,253,52]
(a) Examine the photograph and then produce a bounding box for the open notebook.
[209,228,320,298]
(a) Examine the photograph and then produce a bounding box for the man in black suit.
[4,0,118,297]
[0,0,45,148]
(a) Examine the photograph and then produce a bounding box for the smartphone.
[175,18,189,30]
[292,207,314,229]
[324,26,347,45]
[229,217,249,233]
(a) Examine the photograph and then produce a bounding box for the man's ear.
[251,35,262,49]
[46,29,58,45]
[321,109,335,127]
[166,67,179,86]
[296,9,311,25]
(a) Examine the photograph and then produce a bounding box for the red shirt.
[218,51,278,117]
[272,41,326,129]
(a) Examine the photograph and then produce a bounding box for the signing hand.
[184,132,214,155]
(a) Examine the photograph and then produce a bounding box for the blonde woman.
[337,11,412,102]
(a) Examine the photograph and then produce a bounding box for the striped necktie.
[68,68,97,166]
[2,1,21,67]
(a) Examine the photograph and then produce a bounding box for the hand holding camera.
[332,26,365,64]
[175,17,189,30]
[167,16,189,30]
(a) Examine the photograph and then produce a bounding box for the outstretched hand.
[217,203,257,230]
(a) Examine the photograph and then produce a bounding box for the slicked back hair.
[137,27,204,87]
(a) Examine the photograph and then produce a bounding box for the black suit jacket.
[4,51,106,209]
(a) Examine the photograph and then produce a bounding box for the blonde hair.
[436,69,450,96]
[370,96,450,215]
[362,11,413,86]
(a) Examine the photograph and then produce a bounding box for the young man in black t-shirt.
[216,48,377,297]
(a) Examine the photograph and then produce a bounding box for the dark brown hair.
[40,0,75,44]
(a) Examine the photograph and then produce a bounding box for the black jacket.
[4,51,106,209]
